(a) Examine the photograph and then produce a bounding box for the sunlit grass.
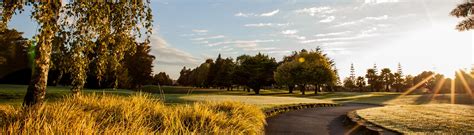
[0,94,266,134]
[180,95,333,109]
[356,104,474,134]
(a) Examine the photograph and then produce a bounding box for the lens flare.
[400,73,436,97]
[455,70,474,98]
[298,57,305,63]
[431,78,446,100]
[451,79,456,104]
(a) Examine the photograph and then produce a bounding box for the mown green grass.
[3,84,471,107]
[180,95,333,109]
[356,104,474,134]
[0,84,135,106]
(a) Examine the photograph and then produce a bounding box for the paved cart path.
[265,103,382,135]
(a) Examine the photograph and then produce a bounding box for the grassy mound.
[0,94,265,134]
[356,104,474,134]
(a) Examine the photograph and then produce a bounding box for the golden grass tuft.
[0,93,265,134]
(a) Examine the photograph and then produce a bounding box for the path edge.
[264,103,340,117]
[346,110,401,134]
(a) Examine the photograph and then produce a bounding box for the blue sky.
[7,0,474,79]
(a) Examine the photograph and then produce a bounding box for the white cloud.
[334,15,389,27]
[295,7,336,16]
[281,29,298,35]
[287,35,306,40]
[207,39,276,47]
[243,47,277,51]
[260,9,280,17]
[301,28,378,44]
[320,16,336,23]
[365,15,389,20]
[191,35,225,41]
[300,39,318,44]
[315,33,376,42]
[235,12,254,17]
[315,31,352,37]
[244,23,290,27]
[235,9,280,17]
[264,50,292,54]
[192,29,208,33]
[215,46,234,52]
[150,35,200,66]
[364,0,399,4]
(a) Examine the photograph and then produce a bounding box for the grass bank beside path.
[356,104,474,134]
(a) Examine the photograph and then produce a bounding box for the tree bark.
[315,84,319,95]
[23,2,60,107]
[288,85,294,94]
[300,84,306,95]
[253,88,260,95]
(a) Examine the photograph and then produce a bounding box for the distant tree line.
[342,63,474,95]
[177,48,339,95]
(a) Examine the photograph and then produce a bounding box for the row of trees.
[178,49,338,95]
[343,64,408,92]
[177,53,277,94]
[0,28,161,89]
[342,63,474,94]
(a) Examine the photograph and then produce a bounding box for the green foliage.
[380,68,394,92]
[126,43,155,89]
[0,28,28,78]
[1,1,154,106]
[274,48,337,95]
[153,72,173,86]
[274,62,297,93]
[235,53,278,94]
[213,57,236,89]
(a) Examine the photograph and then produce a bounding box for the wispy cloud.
[260,9,280,17]
[294,6,336,16]
[334,15,389,27]
[301,28,379,44]
[207,39,276,47]
[244,23,290,27]
[150,34,200,66]
[215,46,234,52]
[191,35,225,41]
[235,9,280,17]
[243,47,277,51]
[192,29,208,33]
[364,0,399,4]
[281,29,298,35]
[320,16,336,23]
[315,31,352,37]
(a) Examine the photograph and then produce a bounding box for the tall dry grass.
[0,93,266,134]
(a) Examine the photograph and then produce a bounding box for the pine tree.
[451,1,474,31]
[350,63,356,80]
[397,63,403,76]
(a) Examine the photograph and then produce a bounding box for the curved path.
[265,103,383,135]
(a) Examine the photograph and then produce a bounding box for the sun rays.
[396,69,474,104]
[455,70,474,98]
[400,73,435,97]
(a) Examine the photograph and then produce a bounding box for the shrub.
[0,93,265,134]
